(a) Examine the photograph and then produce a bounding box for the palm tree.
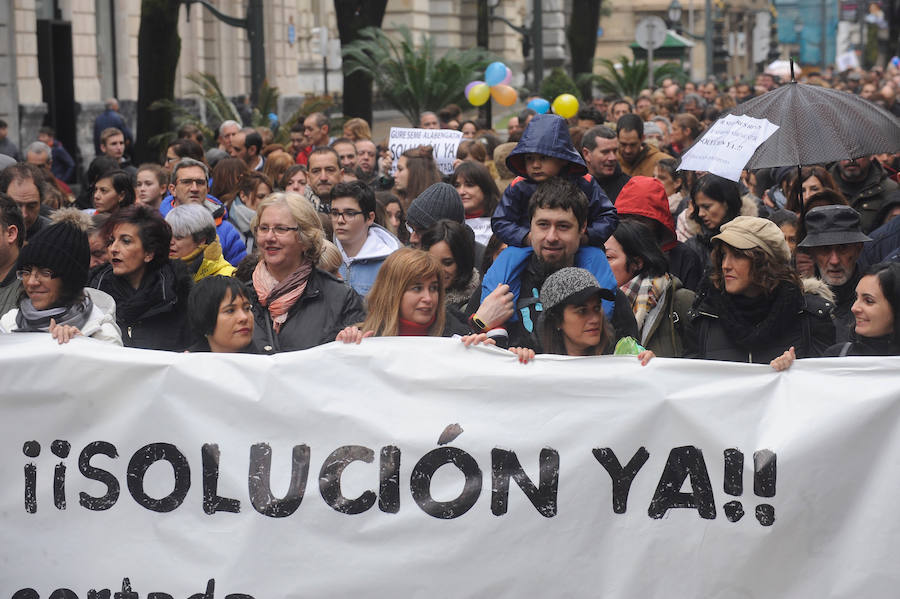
[342,26,492,126]
[577,56,686,99]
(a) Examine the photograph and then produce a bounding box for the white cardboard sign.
[388,127,463,176]
[679,114,780,181]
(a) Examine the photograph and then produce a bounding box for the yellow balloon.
[552,94,579,119]
[490,84,518,107]
[467,83,491,106]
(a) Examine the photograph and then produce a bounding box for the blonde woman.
[250,192,365,352]
[335,248,470,342]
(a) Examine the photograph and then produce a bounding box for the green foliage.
[576,56,687,99]
[149,73,335,150]
[342,26,492,126]
[539,67,582,102]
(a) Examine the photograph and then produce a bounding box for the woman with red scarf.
[250,192,365,352]
[335,248,470,342]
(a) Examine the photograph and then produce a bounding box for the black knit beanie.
[17,221,90,290]
[406,182,465,230]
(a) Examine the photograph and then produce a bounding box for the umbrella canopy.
[726,82,900,170]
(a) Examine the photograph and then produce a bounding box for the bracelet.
[470,314,488,332]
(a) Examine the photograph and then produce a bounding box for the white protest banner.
[678,114,780,182]
[388,127,463,175]
[2,334,899,598]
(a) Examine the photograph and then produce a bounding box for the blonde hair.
[343,118,373,142]
[251,192,324,264]
[317,239,342,277]
[362,248,446,337]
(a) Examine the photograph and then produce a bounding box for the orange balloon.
[490,84,518,107]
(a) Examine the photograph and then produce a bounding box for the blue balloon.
[527,98,551,114]
[268,112,278,123]
[484,62,508,87]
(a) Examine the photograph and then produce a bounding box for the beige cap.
[712,216,791,262]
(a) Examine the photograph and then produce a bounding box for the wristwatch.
[470,314,488,332]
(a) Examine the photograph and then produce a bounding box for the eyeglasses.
[177,178,208,187]
[16,268,57,281]
[256,225,300,236]
[329,209,364,220]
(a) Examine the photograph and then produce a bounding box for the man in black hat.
[798,205,872,342]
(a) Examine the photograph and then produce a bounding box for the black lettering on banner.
[114,578,138,599]
[319,445,377,515]
[186,579,213,599]
[593,446,650,514]
[11,590,39,599]
[88,589,112,599]
[410,447,482,519]
[490,448,559,517]
[723,448,745,523]
[23,440,40,513]
[146,594,172,599]
[202,443,240,515]
[78,441,120,511]
[126,443,191,513]
[648,446,716,519]
[52,440,71,510]
[48,591,78,599]
[379,445,401,513]
[247,443,310,518]
[754,449,777,526]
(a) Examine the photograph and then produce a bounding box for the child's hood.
[506,114,588,179]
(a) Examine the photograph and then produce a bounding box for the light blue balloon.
[484,62,508,87]
[268,112,278,123]
[527,98,551,114]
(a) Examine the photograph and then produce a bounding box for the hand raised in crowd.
[48,318,82,345]
[509,346,535,364]
[335,326,374,344]
[770,346,796,371]
[474,284,514,329]
[460,333,496,347]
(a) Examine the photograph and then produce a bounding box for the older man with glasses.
[168,158,246,266]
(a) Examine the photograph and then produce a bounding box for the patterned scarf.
[252,259,313,333]
[15,293,93,332]
[620,274,670,331]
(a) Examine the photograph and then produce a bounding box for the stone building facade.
[3,0,769,168]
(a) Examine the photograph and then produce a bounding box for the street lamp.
[180,0,266,106]
[668,0,682,27]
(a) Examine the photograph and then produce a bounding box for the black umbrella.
[726,71,900,170]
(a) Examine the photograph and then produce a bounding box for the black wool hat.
[406,182,465,230]
[17,221,90,290]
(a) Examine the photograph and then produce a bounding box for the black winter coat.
[250,267,366,353]
[90,261,194,351]
[684,282,835,364]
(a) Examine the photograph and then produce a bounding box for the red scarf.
[466,209,485,218]
[398,316,435,336]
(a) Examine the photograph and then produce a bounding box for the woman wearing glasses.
[2,218,121,345]
[249,192,366,352]
[90,204,194,350]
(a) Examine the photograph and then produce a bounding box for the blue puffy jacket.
[492,114,618,247]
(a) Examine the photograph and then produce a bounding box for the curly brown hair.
[709,241,800,295]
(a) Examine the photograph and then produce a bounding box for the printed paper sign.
[1,335,898,597]
[388,127,463,175]
[679,115,780,181]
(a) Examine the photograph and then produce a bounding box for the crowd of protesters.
[1,61,899,369]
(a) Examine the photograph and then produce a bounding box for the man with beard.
[829,156,898,232]
[305,147,342,213]
[474,177,637,349]
[798,205,871,342]
[580,126,629,203]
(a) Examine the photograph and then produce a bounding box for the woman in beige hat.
[683,216,836,368]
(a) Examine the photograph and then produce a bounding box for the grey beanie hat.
[406,182,465,230]
[539,267,615,312]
